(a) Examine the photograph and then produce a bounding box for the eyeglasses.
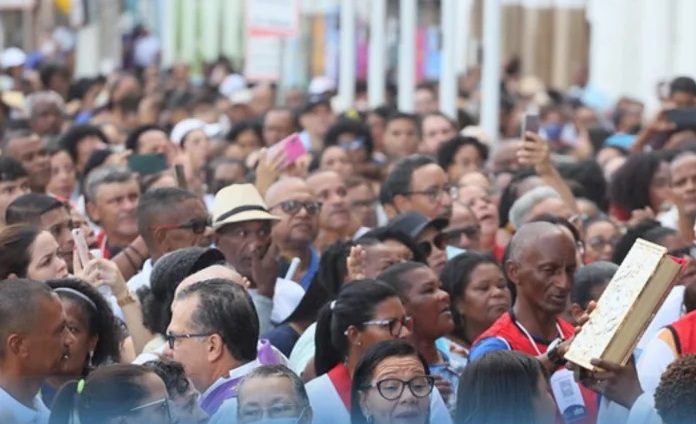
[403,185,455,203]
[417,233,447,257]
[270,200,322,216]
[587,237,619,251]
[153,217,211,235]
[165,332,215,349]
[442,225,481,244]
[365,376,435,401]
[129,397,172,423]
[239,404,305,424]
[362,316,413,337]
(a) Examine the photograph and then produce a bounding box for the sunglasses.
[442,225,481,244]
[270,200,322,216]
[153,217,211,235]
[417,233,447,257]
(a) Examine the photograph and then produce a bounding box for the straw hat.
[212,184,279,230]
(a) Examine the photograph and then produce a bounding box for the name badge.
[550,368,588,423]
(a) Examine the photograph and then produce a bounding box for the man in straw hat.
[212,183,281,333]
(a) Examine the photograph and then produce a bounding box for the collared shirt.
[0,387,50,424]
[127,258,153,293]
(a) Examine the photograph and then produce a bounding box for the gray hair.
[26,90,65,118]
[508,185,561,230]
[237,364,311,414]
[84,165,135,202]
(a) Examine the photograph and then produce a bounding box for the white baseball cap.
[170,118,221,145]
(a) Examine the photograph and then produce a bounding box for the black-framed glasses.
[403,185,454,203]
[417,233,447,257]
[366,376,435,401]
[270,200,322,216]
[442,225,481,244]
[153,217,211,235]
[165,332,215,349]
[362,316,413,337]
[128,397,172,423]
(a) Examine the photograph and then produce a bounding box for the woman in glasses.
[307,280,450,424]
[439,252,511,367]
[352,340,434,424]
[49,364,173,424]
[455,350,556,424]
[583,217,621,264]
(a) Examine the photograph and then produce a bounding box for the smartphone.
[72,228,91,266]
[127,153,169,176]
[270,133,307,165]
[174,164,188,189]
[522,113,540,139]
[664,108,696,130]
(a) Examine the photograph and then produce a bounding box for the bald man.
[176,265,248,297]
[265,178,321,289]
[306,170,363,252]
[469,222,598,422]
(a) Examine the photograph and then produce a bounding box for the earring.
[87,351,94,368]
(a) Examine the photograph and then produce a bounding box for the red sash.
[668,310,696,355]
[475,312,598,424]
[327,363,352,411]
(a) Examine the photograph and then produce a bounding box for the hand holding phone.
[72,228,91,268]
[522,113,540,141]
[270,133,307,166]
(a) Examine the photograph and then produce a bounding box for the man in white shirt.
[0,279,74,424]
[128,187,210,293]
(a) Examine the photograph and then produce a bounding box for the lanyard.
[514,317,564,356]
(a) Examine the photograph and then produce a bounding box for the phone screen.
[127,153,168,176]
[270,133,307,165]
[522,113,540,136]
[72,228,91,266]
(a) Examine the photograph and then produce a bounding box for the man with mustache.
[469,221,598,423]
[305,170,363,252]
[85,166,141,259]
[212,183,280,334]
[265,178,321,290]
[0,279,74,423]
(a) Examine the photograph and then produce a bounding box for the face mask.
[543,123,564,140]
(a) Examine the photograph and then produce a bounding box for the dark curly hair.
[655,354,696,424]
[46,278,122,372]
[142,359,191,398]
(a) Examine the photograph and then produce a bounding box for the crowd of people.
[1,43,696,424]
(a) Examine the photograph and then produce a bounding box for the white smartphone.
[71,228,91,266]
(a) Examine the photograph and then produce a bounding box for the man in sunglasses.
[129,187,210,292]
[265,178,321,290]
[443,201,482,251]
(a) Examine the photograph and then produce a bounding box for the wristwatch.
[546,338,567,366]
